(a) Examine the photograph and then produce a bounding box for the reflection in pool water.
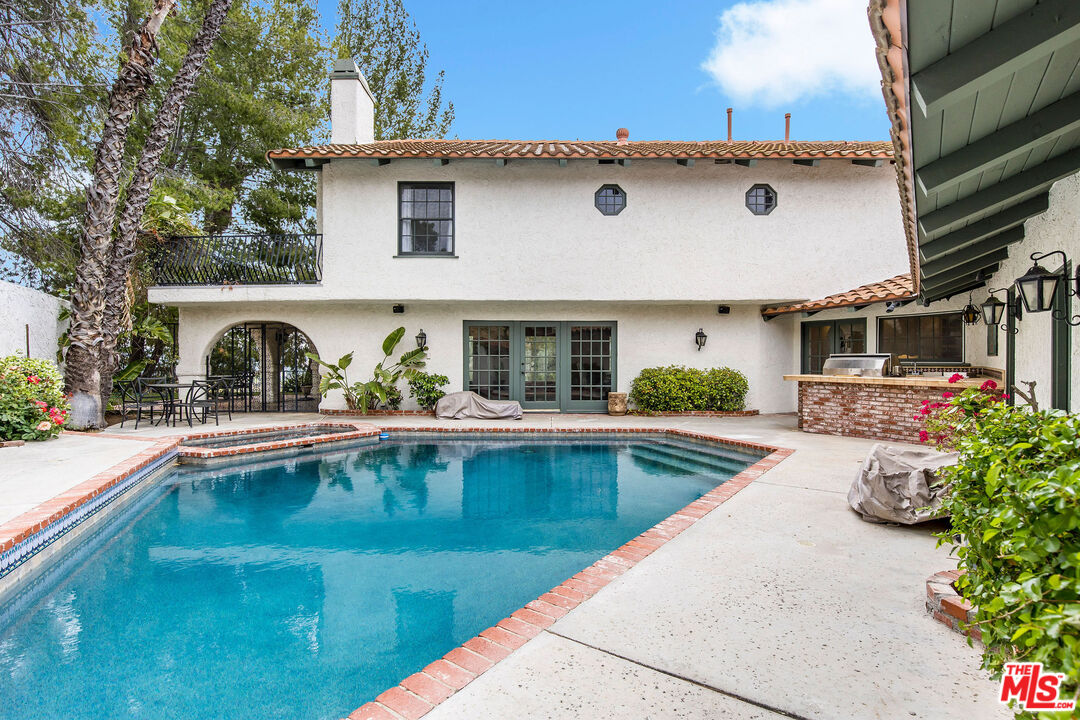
[0,438,757,720]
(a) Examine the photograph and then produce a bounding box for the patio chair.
[207,375,237,420]
[185,379,220,427]
[113,380,138,427]
[134,376,168,429]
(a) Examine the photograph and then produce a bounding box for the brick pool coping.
[175,421,380,459]
[0,436,181,559]
[0,423,793,720]
[344,427,794,720]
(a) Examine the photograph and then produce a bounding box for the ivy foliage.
[938,397,1080,718]
[629,366,748,412]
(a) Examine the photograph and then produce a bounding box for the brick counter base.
[927,570,981,643]
[797,380,942,443]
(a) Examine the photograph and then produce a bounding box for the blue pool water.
[0,436,758,720]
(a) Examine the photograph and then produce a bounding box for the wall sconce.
[1015,251,1080,325]
[695,328,707,351]
[980,288,1020,334]
[961,291,981,325]
[415,329,427,349]
[392,304,405,314]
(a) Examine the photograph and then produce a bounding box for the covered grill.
[821,353,893,377]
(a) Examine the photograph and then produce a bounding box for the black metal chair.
[134,376,168,429]
[185,379,220,427]
[114,380,138,427]
[207,375,238,420]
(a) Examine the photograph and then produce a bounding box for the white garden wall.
[0,280,67,362]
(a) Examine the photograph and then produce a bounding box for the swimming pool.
[0,434,763,720]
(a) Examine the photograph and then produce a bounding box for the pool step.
[628,445,745,477]
[640,442,752,475]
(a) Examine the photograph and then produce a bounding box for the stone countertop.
[783,374,989,389]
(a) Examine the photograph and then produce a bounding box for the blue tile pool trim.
[0,447,177,581]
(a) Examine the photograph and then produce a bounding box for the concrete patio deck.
[3,412,1005,719]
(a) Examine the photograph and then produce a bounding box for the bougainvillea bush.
[927,383,1080,717]
[917,373,1004,450]
[0,355,70,441]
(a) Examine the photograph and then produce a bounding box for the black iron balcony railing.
[151,233,323,286]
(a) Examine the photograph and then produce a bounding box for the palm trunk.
[66,0,177,430]
[99,0,235,405]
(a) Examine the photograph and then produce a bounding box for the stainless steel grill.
[821,353,892,377]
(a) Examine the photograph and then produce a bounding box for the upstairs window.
[399,182,454,255]
[745,184,777,215]
[594,184,627,215]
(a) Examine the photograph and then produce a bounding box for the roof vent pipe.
[615,127,629,145]
[726,108,733,142]
[784,113,791,142]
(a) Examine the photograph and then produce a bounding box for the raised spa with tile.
[0,430,781,720]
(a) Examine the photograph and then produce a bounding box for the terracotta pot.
[608,392,628,416]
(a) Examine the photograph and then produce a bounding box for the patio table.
[148,382,194,427]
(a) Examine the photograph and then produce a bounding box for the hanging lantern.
[415,329,427,349]
[1015,255,1062,313]
[981,294,1006,327]
[695,328,707,351]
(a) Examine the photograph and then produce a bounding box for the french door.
[464,321,616,412]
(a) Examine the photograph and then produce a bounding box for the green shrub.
[408,371,449,410]
[938,397,1080,714]
[0,355,70,441]
[629,365,748,412]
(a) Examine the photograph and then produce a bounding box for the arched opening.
[206,322,321,412]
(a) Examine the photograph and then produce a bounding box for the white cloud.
[701,0,880,107]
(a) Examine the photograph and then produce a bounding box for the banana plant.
[307,327,427,414]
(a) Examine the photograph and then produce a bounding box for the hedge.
[629,365,748,412]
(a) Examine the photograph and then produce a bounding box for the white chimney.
[330,58,375,145]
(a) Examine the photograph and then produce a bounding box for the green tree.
[336,0,454,140]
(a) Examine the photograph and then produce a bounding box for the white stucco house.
[147,57,976,414]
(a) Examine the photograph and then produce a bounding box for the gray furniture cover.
[434,391,523,420]
[847,443,958,524]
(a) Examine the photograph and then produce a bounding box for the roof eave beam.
[495,158,508,167]
[676,158,695,167]
[916,92,1080,196]
[919,147,1080,237]
[851,159,884,167]
[919,194,1046,261]
[920,226,1024,277]
[921,269,998,303]
[910,0,1080,116]
[792,159,820,167]
[369,158,391,167]
[922,256,1005,293]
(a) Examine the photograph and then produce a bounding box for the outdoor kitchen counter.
[783,374,993,443]
[783,374,988,389]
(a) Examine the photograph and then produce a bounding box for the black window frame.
[800,318,867,374]
[397,181,456,257]
[745,183,777,216]
[594,184,627,216]
[876,312,965,364]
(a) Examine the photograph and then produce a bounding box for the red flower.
[26,375,40,384]
[919,406,931,415]
[1003,393,1011,400]
[980,379,997,391]
[918,430,929,443]
[913,415,921,421]
[941,391,954,399]
[948,373,963,384]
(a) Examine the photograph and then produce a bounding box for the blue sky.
[317,0,889,142]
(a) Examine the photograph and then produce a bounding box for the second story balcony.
[150,233,323,286]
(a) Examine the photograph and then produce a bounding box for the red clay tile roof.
[761,274,915,316]
[267,139,894,162]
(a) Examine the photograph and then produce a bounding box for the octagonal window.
[594,184,627,216]
[745,184,777,215]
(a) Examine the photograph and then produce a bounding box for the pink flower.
[980,380,997,391]
[948,373,963,384]
[35,421,51,432]
[913,415,921,421]
[1003,393,1011,400]
[919,406,931,415]
[26,375,40,384]
[918,430,929,443]
[921,399,930,406]
[942,391,954,399]
[33,400,46,407]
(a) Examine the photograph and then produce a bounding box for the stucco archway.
[206,321,321,412]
